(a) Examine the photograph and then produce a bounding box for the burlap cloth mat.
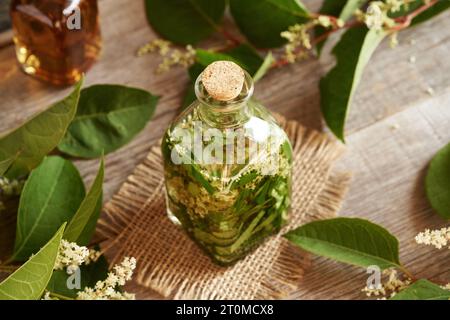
[96,114,351,300]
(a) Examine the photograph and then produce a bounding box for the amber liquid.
[10,0,101,85]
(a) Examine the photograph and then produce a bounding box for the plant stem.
[391,0,439,31]
[219,28,241,46]
[399,265,415,281]
[0,265,18,273]
[48,292,74,300]
[271,0,440,68]
[271,20,362,68]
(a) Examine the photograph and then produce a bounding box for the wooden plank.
[296,92,450,299]
[0,0,449,299]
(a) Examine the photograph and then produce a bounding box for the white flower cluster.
[280,23,313,63]
[356,1,395,31]
[362,269,411,298]
[137,39,195,73]
[77,257,137,300]
[54,239,91,274]
[415,227,450,250]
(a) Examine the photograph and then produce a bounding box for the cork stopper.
[201,61,245,101]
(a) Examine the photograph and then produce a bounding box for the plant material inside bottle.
[10,0,101,85]
[162,62,292,265]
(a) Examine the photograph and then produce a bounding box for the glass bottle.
[10,0,101,85]
[162,61,293,265]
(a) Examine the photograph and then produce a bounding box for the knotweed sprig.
[137,39,195,73]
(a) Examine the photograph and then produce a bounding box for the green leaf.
[145,0,226,45]
[284,217,401,269]
[58,85,159,158]
[425,142,450,219]
[340,0,367,21]
[229,0,310,48]
[0,154,18,176]
[315,0,367,55]
[253,52,275,82]
[0,78,82,178]
[391,279,450,300]
[320,27,386,142]
[0,224,65,300]
[411,0,450,26]
[64,159,104,245]
[12,157,85,261]
[46,254,109,299]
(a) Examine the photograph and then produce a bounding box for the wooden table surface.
[1,0,449,300]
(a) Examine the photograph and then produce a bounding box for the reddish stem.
[219,28,241,46]
[391,0,438,31]
[272,20,363,68]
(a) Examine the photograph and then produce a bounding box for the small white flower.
[362,268,411,299]
[0,177,24,197]
[364,2,385,31]
[389,32,399,48]
[317,15,331,28]
[386,0,403,12]
[41,292,55,300]
[416,227,450,249]
[336,19,345,28]
[390,123,400,131]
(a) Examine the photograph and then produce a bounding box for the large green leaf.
[46,254,109,299]
[0,224,65,300]
[284,218,401,269]
[425,142,450,219]
[391,279,450,300]
[12,157,85,261]
[229,0,310,48]
[58,85,159,158]
[64,159,104,245]
[145,0,226,45]
[0,79,82,178]
[315,0,367,55]
[320,27,386,142]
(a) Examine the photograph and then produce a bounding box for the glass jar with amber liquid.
[10,0,101,85]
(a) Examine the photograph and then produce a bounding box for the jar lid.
[201,61,245,101]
